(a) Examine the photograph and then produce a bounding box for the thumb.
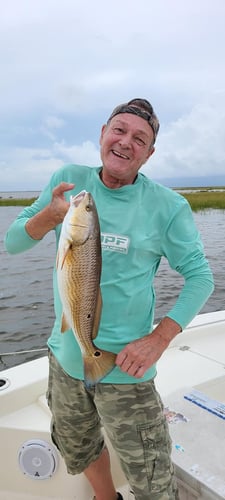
[53,182,75,197]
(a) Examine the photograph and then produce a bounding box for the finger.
[53,182,75,196]
[62,182,75,192]
[115,352,128,367]
[120,358,134,371]
[133,365,146,378]
[123,362,146,377]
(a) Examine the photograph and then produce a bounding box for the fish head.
[66,190,100,245]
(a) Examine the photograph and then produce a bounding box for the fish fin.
[92,288,102,340]
[56,242,72,270]
[83,349,116,387]
[56,250,59,269]
[60,244,72,269]
[61,313,71,333]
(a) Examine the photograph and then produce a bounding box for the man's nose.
[118,134,132,147]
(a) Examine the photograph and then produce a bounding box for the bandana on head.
[107,98,160,144]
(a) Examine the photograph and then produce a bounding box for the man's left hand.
[116,316,181,378]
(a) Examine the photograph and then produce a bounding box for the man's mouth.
[112,149,129,160]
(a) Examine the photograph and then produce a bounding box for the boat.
[0,310,225,500]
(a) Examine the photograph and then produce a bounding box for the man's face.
[100,113,155,185]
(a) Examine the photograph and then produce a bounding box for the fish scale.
[56,190,116,386]
[63,239,101,353]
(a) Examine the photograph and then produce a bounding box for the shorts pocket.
[137,415,174,491]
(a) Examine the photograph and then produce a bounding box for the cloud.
[1,141,101,191]
[3,91,224,192]
[53,140,100,166]
[44,116,65,130]
[0,0,225,189]
[142,91,225,179]
[1,0,224,118]
[1,87,225,190]
[0,147,63,191]
[40,115,66,141]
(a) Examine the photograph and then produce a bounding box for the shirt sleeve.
[4,177,54,254]
[161,198,214,329]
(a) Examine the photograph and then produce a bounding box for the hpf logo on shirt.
[101,233,130,254]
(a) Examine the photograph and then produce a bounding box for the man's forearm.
[152,316,182,347]
[25,205,61,240]
[25,182,74,240]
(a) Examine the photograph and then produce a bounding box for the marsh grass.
[1,189,225,211]
[0,197,37,206]
[180,191,225,211]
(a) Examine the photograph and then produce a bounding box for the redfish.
[56,190,116,385]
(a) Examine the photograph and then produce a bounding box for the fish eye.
[94,350,101,357]
[86,204,91,212]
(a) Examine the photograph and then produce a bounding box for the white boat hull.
[1,311,225,499]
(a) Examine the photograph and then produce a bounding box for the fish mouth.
[71,190,87,207]
[69,223,88,228]
[112,149,130,160]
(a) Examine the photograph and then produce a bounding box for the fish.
[56,190,116,386]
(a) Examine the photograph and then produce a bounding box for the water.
[0,191,40,199]
[0,206,55,370]
[0,206,224,371]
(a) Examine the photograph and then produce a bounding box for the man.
[4,98,214,500]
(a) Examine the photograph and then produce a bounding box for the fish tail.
[83,348,116,387]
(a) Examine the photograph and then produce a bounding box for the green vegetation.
[180,190,225,211]
[1,188,225,211]
[0,197,37,207]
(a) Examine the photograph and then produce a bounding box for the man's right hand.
[48,182,75,225]
[25,182,75,240]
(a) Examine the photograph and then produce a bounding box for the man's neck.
[99,169,137,189]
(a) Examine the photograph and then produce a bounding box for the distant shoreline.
[0,197,38,207]
[0,187,225,211]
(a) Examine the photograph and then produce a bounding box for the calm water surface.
[0,207,224,370]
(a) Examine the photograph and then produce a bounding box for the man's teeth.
[113,150,129,159]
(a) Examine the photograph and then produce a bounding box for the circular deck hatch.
[18,439,58,480]
[0,377,10,391]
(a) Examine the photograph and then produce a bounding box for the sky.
[1,0,225,191]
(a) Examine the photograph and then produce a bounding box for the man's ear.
[99,124,107,145]
[145,146,155,162]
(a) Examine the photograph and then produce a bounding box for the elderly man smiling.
[4,98,214,500]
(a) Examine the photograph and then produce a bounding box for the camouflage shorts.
[47,351,179,500]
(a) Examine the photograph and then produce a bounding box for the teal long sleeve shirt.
[4,165,214,383]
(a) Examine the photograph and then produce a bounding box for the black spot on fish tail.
[83,349,116,387]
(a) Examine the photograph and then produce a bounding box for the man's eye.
[136,137,145,146]
[114,127,124,133]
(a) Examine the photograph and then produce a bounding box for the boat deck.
[0,311,225,499]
